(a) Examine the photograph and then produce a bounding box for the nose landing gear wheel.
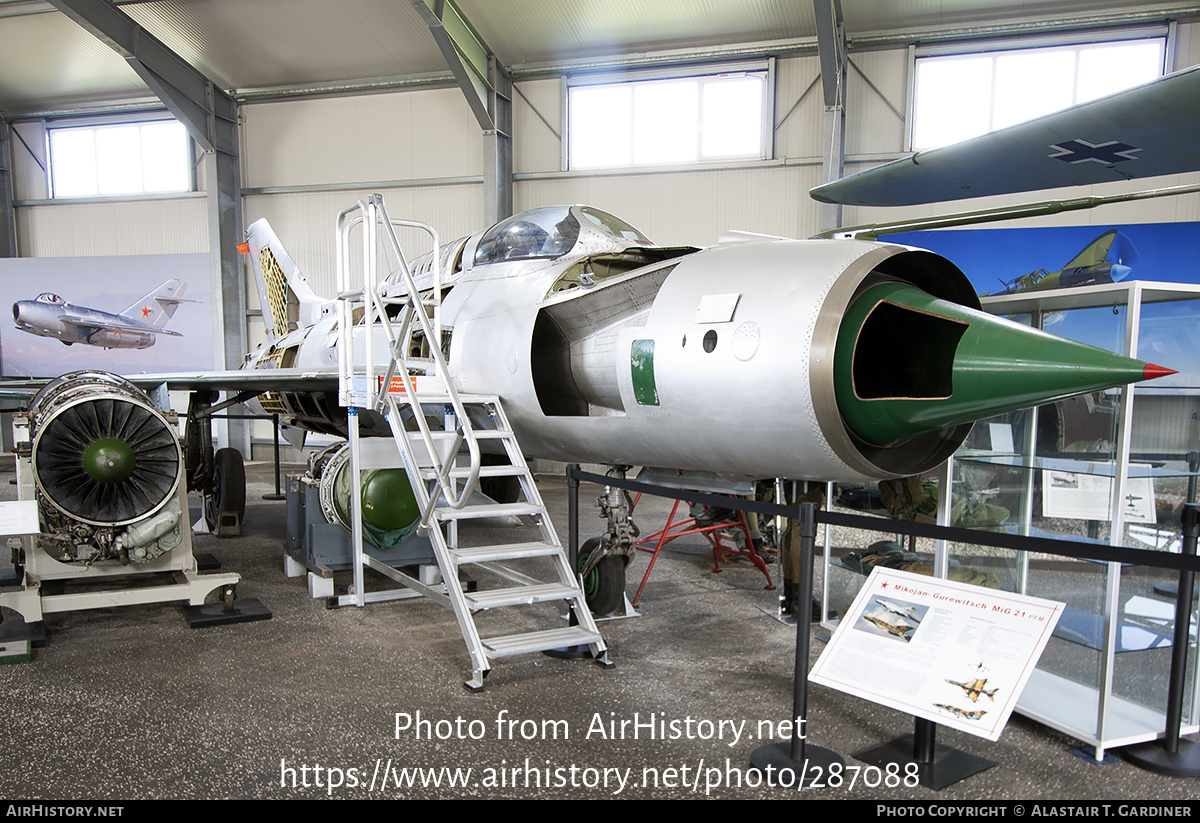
[578,537,626,616]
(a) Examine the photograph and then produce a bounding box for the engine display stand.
[0,379,269,649]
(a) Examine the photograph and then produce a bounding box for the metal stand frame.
[749,503,844,787]
[632,499,774,607]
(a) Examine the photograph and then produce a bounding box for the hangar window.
[567,64,771,170]
[911,36,1165,151]
[48,119,192,198]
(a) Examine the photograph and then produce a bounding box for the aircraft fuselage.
[239,204,1166,484]
[13,299,155,349]
[242,206,977,481]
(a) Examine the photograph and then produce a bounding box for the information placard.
[810,567,1064,741]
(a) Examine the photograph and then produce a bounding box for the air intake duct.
[29,371,183,527]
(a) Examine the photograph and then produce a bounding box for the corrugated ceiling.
[0,0,1198,116]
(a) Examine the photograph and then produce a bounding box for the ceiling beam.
[44,0,235,156]
[814,0,846,232]
[44,0,248,439]
[814,0,845,107]
[0,122,16,257]
[409,0,512,223]
[409,0,499,131]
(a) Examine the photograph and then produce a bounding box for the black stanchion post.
[546,464,607,664]
[749,502,844,788]
[912,717,936,763]
[1188,452,1199,505]
[1154,453,1199,600]
[568,464,580,572]
[262,413,286,501]
[1122,502,1200,777]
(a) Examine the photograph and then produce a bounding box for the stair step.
[466,583,580,611]
[338,223,608,687]
[406,428,510,441]
[482,626,603,658]
[434,502,542,520]
[419,464,523,481]
[398,392,496,405]
[452,542,559,563]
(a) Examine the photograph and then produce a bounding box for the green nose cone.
[83,438,136,484]
[361,469,419,531]
[834,282,1175,447]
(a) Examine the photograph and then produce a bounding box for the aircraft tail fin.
[120,279,192,329]
[244,218,322,341]
[1063,229,1120,270]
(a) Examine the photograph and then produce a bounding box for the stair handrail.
[361,195,481,515]
[334,201,367,407]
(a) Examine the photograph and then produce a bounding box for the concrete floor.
[0,459,1197,800]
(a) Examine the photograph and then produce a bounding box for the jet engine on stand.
[0,371,265,644]
[28,370,186,563]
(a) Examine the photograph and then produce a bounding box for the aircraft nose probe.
[834,280,1176,448]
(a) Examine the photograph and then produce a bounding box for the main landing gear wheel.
[204,448,246,537]
[578,537,626,616]
[479,453,521,504]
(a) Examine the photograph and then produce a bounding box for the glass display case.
[820,281,1200,759]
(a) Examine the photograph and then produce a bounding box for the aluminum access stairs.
[334,195,609,690]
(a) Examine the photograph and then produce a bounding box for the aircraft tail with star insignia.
[119,279,195,330]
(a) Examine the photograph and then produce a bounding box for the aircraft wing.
[127,368,340,394]
[0,368,340,403]
[59,313,184,338]
[810,64,1200,206]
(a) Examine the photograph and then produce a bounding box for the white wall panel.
[17,197,208,256]
[772,55,823,161]
[12,29,1197,281]
[845,49,908,156]
[516,163,822,247]
[513,77,563,174]
[11,121,48,202]
[1170,21,1200,70]
[240,89,482,189]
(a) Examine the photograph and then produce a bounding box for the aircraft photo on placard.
[934,704,988,721]
[946,677,1000,703]
[984,229,1136,296]
[890,222,1200,295]
[855,596,927,643]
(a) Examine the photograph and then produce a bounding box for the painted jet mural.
[12,279,193,350]
[989,229,1136,295]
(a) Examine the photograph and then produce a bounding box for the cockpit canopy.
[35,293,63,304]
[473,206,653,267]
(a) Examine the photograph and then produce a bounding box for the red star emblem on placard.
[141,306,151,317]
